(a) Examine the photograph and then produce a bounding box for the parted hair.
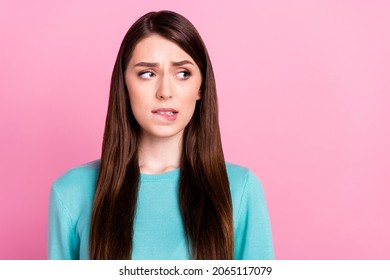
[89,10,233,259]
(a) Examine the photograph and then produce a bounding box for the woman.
[48,10,274,260]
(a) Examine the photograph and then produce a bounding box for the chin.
[143,127,185,139]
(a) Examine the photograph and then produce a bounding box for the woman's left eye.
[177,71,191,79]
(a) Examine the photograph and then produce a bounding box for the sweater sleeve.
[234,170,275,259]
[47,182,79,260]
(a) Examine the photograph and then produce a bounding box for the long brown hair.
[89,10,233,259]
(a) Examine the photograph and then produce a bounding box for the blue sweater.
[48,160,274,259]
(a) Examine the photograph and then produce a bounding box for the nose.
[156,75,173,100]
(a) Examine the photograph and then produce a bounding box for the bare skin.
[124,35,202,174]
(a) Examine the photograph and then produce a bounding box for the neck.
[138,132,183,174]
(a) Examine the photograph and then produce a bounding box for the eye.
[138,71,155,79]
[177,71,191,80]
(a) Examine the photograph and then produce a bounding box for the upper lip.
[151,108,178,113]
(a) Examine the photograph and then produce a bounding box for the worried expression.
[125,34,202,140]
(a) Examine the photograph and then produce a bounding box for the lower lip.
[153,112,178,121]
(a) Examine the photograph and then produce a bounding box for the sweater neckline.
[140,168,180,182]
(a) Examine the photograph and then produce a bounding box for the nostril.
[158,94,173,99]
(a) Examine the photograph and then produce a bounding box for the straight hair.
[89,10,233,259]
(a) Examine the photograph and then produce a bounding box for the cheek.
[185,80,202,100]
[127,84,149,110]
[127,90,147,124]
[129,95,147,121]
[181,95,199,121]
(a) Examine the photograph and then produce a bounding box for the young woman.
[48,10,274,260]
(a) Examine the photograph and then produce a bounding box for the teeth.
[158,111,174,115]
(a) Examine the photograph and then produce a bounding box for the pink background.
[1,0,389,259]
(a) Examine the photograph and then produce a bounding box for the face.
[125,35,202,141]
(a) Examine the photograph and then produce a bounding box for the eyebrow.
[133,60,194,68]
[172,60,194,66]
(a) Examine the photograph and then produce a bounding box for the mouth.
[151,108,178,120]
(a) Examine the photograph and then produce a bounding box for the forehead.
[129,34,195,64]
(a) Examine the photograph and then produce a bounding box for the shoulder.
[225,162,266,219]
[52,160,100,193]
[225,162,263,193]
[226,163,274,259]
[226,162,254,178]
[50,159,100,216]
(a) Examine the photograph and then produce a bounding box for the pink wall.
[1,0,389,259]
